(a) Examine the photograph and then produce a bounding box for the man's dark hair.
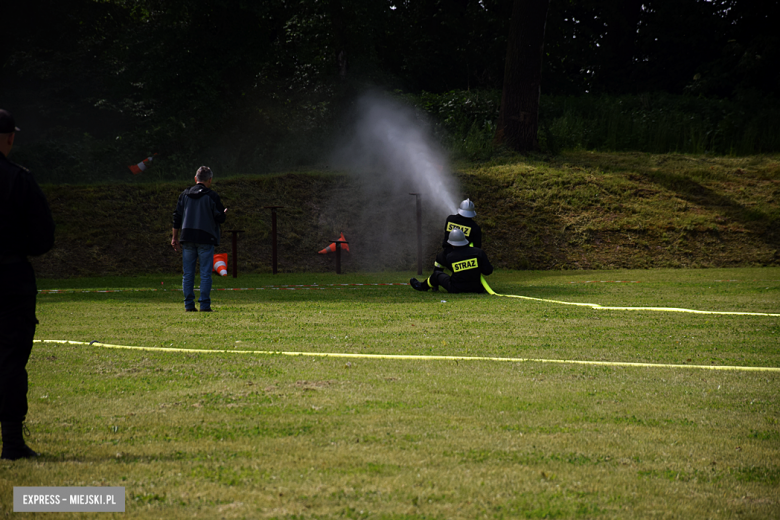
[196,166,213,183]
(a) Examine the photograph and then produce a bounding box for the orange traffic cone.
[128,153,158,174]
[213,253,228,276]
[318,233,350,254]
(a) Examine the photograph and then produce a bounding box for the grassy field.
[1,268,779,519]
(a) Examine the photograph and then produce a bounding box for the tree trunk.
[495,0,551,152]
[329,0,348,77]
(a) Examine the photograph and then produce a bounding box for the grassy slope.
[33,151,780,278]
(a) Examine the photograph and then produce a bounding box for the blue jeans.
[182,243,214,310]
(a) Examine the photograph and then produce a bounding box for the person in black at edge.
[0,109,55,460]
[410,229,493,294]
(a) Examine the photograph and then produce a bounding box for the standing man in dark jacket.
[171,166,227,312]
[0,109,55,460]
[411,229,493,294]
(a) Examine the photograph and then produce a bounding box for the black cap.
[0,110,21,133]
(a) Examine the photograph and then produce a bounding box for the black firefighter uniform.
[424,245,493,293]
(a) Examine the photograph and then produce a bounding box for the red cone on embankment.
[318,233,350,254]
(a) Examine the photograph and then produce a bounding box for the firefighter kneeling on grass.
[410,229,493,294]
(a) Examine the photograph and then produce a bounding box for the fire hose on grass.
[479,275,780,317]
[34,278,779,372]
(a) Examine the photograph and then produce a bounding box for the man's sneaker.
[409,278,427,291]
[185,308,197,312]
[200,308,213,312]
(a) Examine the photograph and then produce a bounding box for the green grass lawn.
[2,268,779,519]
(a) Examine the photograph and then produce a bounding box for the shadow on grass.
[641,169,771,226]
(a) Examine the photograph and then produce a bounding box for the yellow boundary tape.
[37,283,408,295]
[480,275,780,317]
[34,340,780,373]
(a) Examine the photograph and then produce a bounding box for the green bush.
[540,92,780,155]
[408,90,780,157]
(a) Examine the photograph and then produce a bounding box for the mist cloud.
[327,91,461,271]
[331,91,459,217]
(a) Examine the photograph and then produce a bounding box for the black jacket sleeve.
[23,174,55,256]
[0,163,55,257]
[209,191,226,224]
[435,249,449,269]
[442,216,453,248]
[471,226,482,249]
[479,250,493,276]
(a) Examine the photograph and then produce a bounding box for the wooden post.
[330,238,349,274]
[263,206,285,274]
[228,230,244,278]
[409,193,423,275]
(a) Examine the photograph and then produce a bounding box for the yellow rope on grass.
[480,275,780,317]
[34,340,780,372]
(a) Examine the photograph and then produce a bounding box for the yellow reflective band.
[479,275,780,317]
[33,340,780,372]
[452,258,478,272]
[434,262,444,268]
[446,222,471,236]
[426,277,433,288]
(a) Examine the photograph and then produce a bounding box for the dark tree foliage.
[542,0,780,96]
[5,0,776,121]
[373,0,512,92]
[2,0,130,130]
[684,1,780,97]
[1,0,778,178]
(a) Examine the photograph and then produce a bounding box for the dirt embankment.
[32,152,780,278]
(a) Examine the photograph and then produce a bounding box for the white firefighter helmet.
[457,198,476,218]
[447,228,470,247]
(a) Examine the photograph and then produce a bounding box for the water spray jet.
[330,91,460,270]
